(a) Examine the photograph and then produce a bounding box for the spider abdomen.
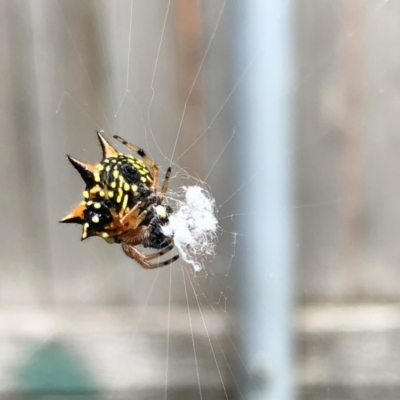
[99,154,152,216]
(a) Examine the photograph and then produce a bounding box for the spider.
[60,131,179,269]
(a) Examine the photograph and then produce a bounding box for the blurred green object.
[17,341,97,394]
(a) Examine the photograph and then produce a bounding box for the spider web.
[16,0,394,399]
[50,1,243,397]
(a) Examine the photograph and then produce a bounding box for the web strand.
[170,0,228,164]
[182,267,203,400]
[94,0,115,116]
[109,269,161,400]
[56,1,114,135]
[185,268,229,400]
[198,287,263,398]
[164,265,172,400]
[205,129,236,182]
[147,0,171,158]
[114,0,134,119]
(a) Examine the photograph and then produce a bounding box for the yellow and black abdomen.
[100,154,153,216]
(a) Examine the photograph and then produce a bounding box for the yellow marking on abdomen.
[116,188,123,203]
[122,194,128,211]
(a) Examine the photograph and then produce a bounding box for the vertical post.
[235,1,296,399]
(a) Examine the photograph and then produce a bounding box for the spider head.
[142,204,174,250]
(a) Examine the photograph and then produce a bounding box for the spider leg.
[158,167,172,202]
[121,242,179,269]
[119,201,146,227]
[113,135,159,193]
[145,240,175,261]
[105,202,148,237]
[119,226,146,247]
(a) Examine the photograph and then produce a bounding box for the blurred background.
[0,0,399,399]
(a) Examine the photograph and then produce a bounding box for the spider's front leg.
[158,167,172,203]
[121,242,178,269]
